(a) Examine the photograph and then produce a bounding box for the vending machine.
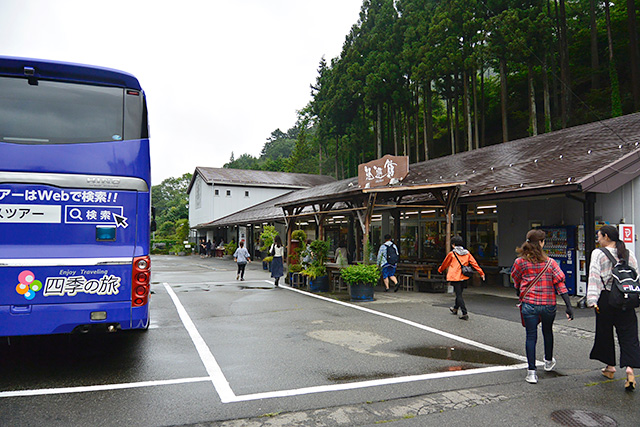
[541,226,577,295]
[576,225,587,297]
[574,223,635,297]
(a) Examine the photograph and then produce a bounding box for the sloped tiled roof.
[278,112,640,207]
[399,112,640,202]
[197,191,302,228]
[199,113,640,227]
[187,167,335,194]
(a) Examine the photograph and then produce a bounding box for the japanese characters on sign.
[0,187,127,226]
[358,155,409,189]
[15,269,121,300]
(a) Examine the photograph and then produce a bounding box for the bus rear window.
[0,77,124,144]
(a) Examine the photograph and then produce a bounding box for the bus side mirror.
[150,207,157,232]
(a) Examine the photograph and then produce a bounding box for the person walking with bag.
[511,229,574,384]
[233,241,251,281]
[270,235,285,288]
[377,234,400,292]
[586,225,640,391]
[438,236,485,320]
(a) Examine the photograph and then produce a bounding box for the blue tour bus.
[0,56,151,336]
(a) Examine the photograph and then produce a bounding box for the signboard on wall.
[619,224,635,255]
[358,155,409,189]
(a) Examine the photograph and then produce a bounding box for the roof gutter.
[578,149,640,193]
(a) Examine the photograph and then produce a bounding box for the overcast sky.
[0,0,362,185]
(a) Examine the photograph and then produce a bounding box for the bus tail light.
[132,256,150,307]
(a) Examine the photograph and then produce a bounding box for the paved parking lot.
[1,255,638,426]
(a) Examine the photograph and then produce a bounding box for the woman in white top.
[587,225,640,391]
[270,235,285,287]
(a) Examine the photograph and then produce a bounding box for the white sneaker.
[525,370,538,384]
[544,357,557,372]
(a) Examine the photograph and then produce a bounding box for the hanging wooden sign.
[358,155,409,189]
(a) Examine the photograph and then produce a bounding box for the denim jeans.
[521,303,557,370]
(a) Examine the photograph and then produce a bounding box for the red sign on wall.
[620,224,634,243]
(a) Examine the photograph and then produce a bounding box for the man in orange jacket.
[438,236,485,320]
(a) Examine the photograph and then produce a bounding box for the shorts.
[382,265,396,279]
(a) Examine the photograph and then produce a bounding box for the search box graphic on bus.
[65,205,125,226]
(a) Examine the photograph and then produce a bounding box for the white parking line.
[166,280,530,403]
[0,282,529,402]
[163,283,235,402]
[0,377,211,398]
[280,283,528,363]
[230,364,526,402]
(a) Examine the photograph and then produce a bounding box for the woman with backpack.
[438,236,485,321]
[587,225,640,391]
[377,234,400,292]
[511,229,574,384]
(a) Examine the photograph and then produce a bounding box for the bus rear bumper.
[0,301,149,337]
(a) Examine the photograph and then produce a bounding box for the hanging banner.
[358,155,409,189]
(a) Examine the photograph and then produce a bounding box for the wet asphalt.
[0,254,638,426]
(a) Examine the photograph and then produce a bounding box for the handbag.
[517,258,552,327]
[453,252,475,276]
[269,245,276,256]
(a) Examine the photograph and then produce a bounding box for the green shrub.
[340,263,380,287]
[291,229,307,241]
[302,239,330,279]
[260,226,279,252]
[225,241,237,256]
[289,263,303,273]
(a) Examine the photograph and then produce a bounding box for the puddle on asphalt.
[401,345,520,365]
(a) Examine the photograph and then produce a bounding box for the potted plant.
[340,263,380,301]
[260,226,279,270]
[225,241,237,257]
[302,239,330,292]
[289,229,307,266]
[288,263,305,288]
[262,255,273,271]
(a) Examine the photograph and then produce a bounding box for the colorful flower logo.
[16,270,42,300]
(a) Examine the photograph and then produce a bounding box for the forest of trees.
[225,0,640,180]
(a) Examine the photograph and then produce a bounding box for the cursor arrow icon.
[113,213,129,228]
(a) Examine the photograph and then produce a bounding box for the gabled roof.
[277,112,640,208]
[187,167,335,194]
[197,113,640,228]
[195,191,298,228]
[400,112,640,202]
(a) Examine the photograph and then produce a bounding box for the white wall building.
[187,167,334,244]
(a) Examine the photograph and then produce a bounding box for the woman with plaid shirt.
[511,229,574,384]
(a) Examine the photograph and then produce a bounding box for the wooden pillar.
[362,194,377,262]
[317,214,326,240]
[348,215,356,263]
[445,209,452,252]
[283,208,293,265]
[443,186,460,253]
